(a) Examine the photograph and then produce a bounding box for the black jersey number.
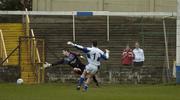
[93,53,96,60]
[87,53,100,61]
[93,53,100,61]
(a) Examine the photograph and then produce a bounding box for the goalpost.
[176,0,180,84]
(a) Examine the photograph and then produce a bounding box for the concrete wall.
[32,0,177,12]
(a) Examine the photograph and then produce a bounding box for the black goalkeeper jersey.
[51,52,85,71]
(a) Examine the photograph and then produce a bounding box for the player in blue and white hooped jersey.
[67,41,109,91]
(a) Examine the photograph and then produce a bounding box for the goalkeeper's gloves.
[67,41,75,46]
[73,68,81,72]
[43,62,52,68]
[105,49,110,53]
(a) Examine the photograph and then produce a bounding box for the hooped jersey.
[85,47,105,66]
[73,44,109,66]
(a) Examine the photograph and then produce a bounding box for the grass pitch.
[0,83,179,100]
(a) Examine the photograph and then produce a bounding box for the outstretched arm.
[51,59,65,66]
[67,41,90,53]
[44,58,69,68]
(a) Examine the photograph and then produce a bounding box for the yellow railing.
[31,29,41,63]
[25,8,41,64]
[0,30,8,65]
[25,8,44,83]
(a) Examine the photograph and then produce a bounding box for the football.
[17,78,23,85]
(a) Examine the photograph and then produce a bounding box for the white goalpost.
[176,0,180,83]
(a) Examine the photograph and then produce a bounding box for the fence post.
[107,13,110,41]
[25,8,30,36]
[163,18,171,83]
[109,71,112,83]
[73,12,76,42]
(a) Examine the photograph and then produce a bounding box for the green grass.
[0,83,179,100]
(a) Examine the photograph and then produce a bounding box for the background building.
[32,0,177,12]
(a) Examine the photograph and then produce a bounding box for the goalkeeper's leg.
[92,75,99,87]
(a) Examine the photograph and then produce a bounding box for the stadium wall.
[0,65,20,82]
[32,0,177,12]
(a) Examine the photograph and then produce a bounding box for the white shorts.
[85,64,98,74]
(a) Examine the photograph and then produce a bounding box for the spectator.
[121,44,134,66]
[133,42,145,67]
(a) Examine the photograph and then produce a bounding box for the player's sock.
[83,84,88,92]
[78,76,84,87]
[96,82,99,87]
[77,76,85,90]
